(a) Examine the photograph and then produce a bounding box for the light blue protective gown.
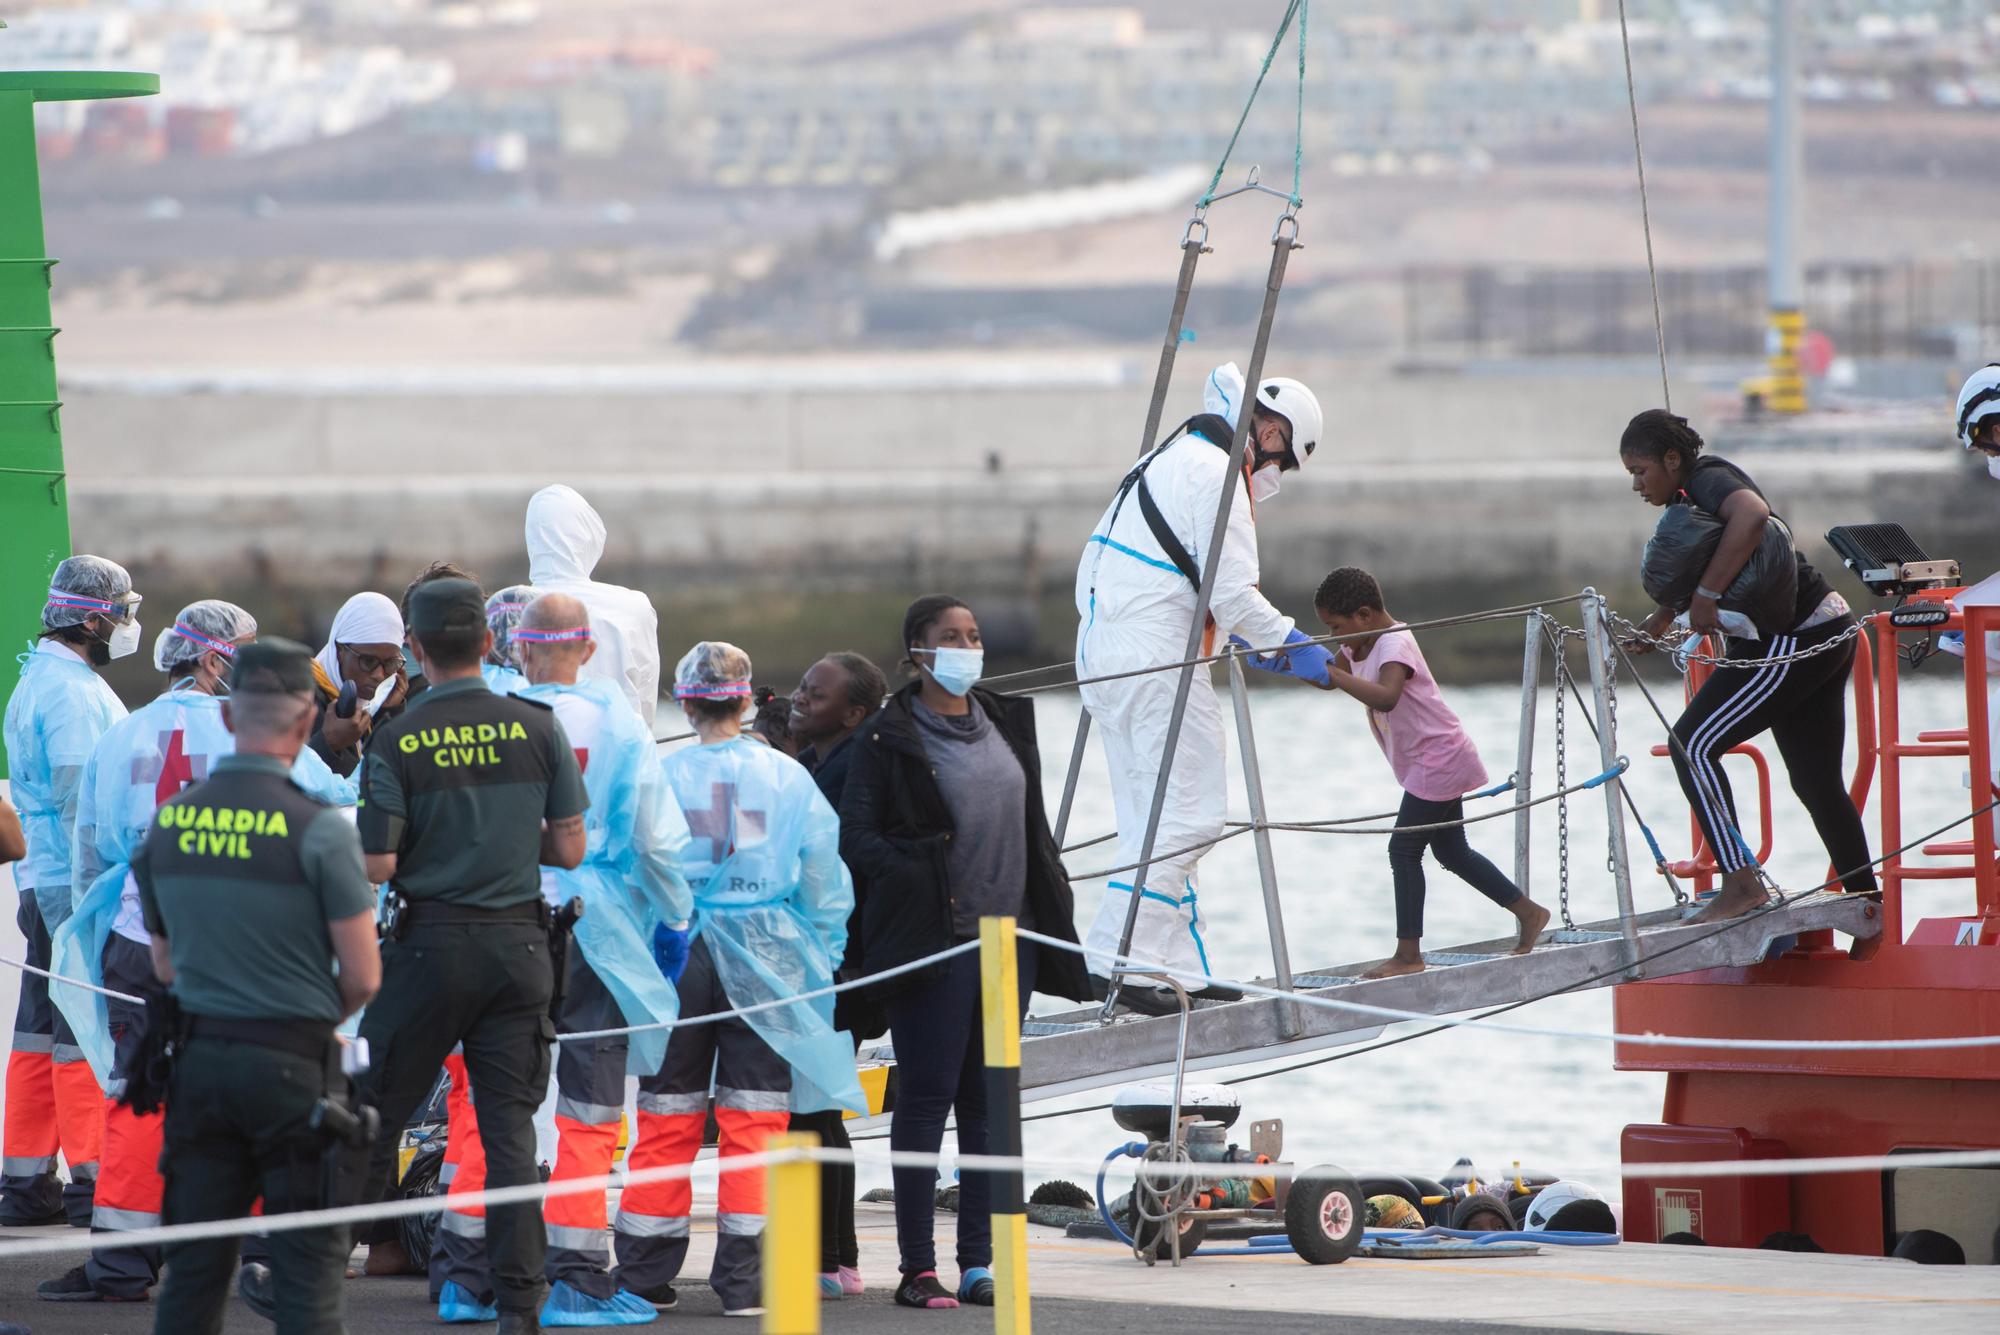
[518,676,692,1075]
[3,641,129,928]
[51,684,355,1084]
[660,736,863,1115]
[481,662,529,696]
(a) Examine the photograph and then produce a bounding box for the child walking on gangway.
[1311,568,1550,978]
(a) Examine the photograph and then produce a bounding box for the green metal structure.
[0,22,156,774]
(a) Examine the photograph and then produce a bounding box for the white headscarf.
[316,592,405,710]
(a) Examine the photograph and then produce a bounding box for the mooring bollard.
[981,915,1031,1335]
[762,1130,821,1335]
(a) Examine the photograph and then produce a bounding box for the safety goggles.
[45,589,142,621]
[170,623,241,659]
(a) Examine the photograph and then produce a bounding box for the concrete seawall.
[55,360,1995,681]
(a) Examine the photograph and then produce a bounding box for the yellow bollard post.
[761,1131,821,1335]
[980,915,1031,1335]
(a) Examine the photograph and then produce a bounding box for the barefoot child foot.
[1361,947,1426,981]
[1510,900,1551,955]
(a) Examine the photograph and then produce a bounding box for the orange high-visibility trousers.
[2,890,101,1225]
[543,960,628,1301]
[429,1048,490,1303]
[83,936,166,1298]
[613,939,787,1314]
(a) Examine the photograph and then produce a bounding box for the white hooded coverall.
[1074,364,1294,986]
[525,485,662,727]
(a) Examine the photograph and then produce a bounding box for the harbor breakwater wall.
[55,361,1997,686]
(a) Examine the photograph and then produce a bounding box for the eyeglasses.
[340,646,401,677]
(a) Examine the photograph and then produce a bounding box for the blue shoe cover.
[958,1266,996,1305]
[539,1281,659,1327]
[438,1281,499,1323]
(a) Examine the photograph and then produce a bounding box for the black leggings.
[1389,792,1524,941]
[788,1108,857,1272]
[1669,615,1876,892]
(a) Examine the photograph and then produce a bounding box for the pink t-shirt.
[1339,628,1489,802]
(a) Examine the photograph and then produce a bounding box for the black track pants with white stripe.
[1668,615,1877,892]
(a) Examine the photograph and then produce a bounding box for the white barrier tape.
[14,1137,1994,1260]
[1022,930,2000,1053]
[0,955,144,1005]
[833,1145,2000,1183]
[557,938,981,1042]
[0,1146,799,1259]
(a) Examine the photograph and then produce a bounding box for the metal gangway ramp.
[1008,892,1879,1099]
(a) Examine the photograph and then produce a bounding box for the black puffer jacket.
[838,683,1091,1004]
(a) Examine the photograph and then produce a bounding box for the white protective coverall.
[1074,363,1294,985]
[525,485,662,727]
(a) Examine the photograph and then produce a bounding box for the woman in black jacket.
[1619,409,1873,922]
[840,595,1090,1310]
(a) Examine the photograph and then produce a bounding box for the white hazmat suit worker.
[525,485,661,727]
[1074,362,1328,1006]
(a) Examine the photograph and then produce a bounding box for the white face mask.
[1249,465,1283,503]
[1989,455,2000,481]
[107,617,142,661]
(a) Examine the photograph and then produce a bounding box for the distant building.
[1,6,455,157]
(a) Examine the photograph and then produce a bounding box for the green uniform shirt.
[357,675,587,909]
[135,753,377,1024]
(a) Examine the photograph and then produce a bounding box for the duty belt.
[401,898,546,927]
[182,1014,335,1064]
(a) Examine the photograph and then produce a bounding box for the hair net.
[315,591,405,689]
[44,555,138,631]
[485,584,536,668]
[672,641,753,700]
[154,599,257,672]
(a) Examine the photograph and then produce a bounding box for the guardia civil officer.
[136,638,382,1335]
[355,577,588,1332]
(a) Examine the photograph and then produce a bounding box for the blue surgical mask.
[916,645,983,697]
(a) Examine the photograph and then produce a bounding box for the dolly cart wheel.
[1285,1166,1365,1265]
[1131,1212,1208,1262]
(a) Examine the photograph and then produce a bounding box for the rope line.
[1018,923,2000,1052]
[2,955,143,1004]
[1616,0,1671,411]
[1198,0,1305,208]
[1065,777,1516,855]
[1,938,985,1049]
[1064,767,1614,883]
[557,939,980,1043]
[8,1138,1999,1260]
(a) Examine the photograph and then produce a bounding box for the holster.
[378,890,409,942]
[312,1044,381,1210]
[545,896,584,1020]
[117,991,182,1117]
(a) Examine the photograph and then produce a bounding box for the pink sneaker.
[838,1266,864,1296]
[818,1273,842,1299]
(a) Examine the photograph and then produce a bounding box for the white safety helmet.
[1255,376,1323,466]
[1956,362,2000,452]
[1523,1180,1602,1233]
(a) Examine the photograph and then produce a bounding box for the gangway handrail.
[983,593,1594,695]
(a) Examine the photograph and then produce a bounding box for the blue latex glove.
[1229,629,1334,686]
[651,921,692,984]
